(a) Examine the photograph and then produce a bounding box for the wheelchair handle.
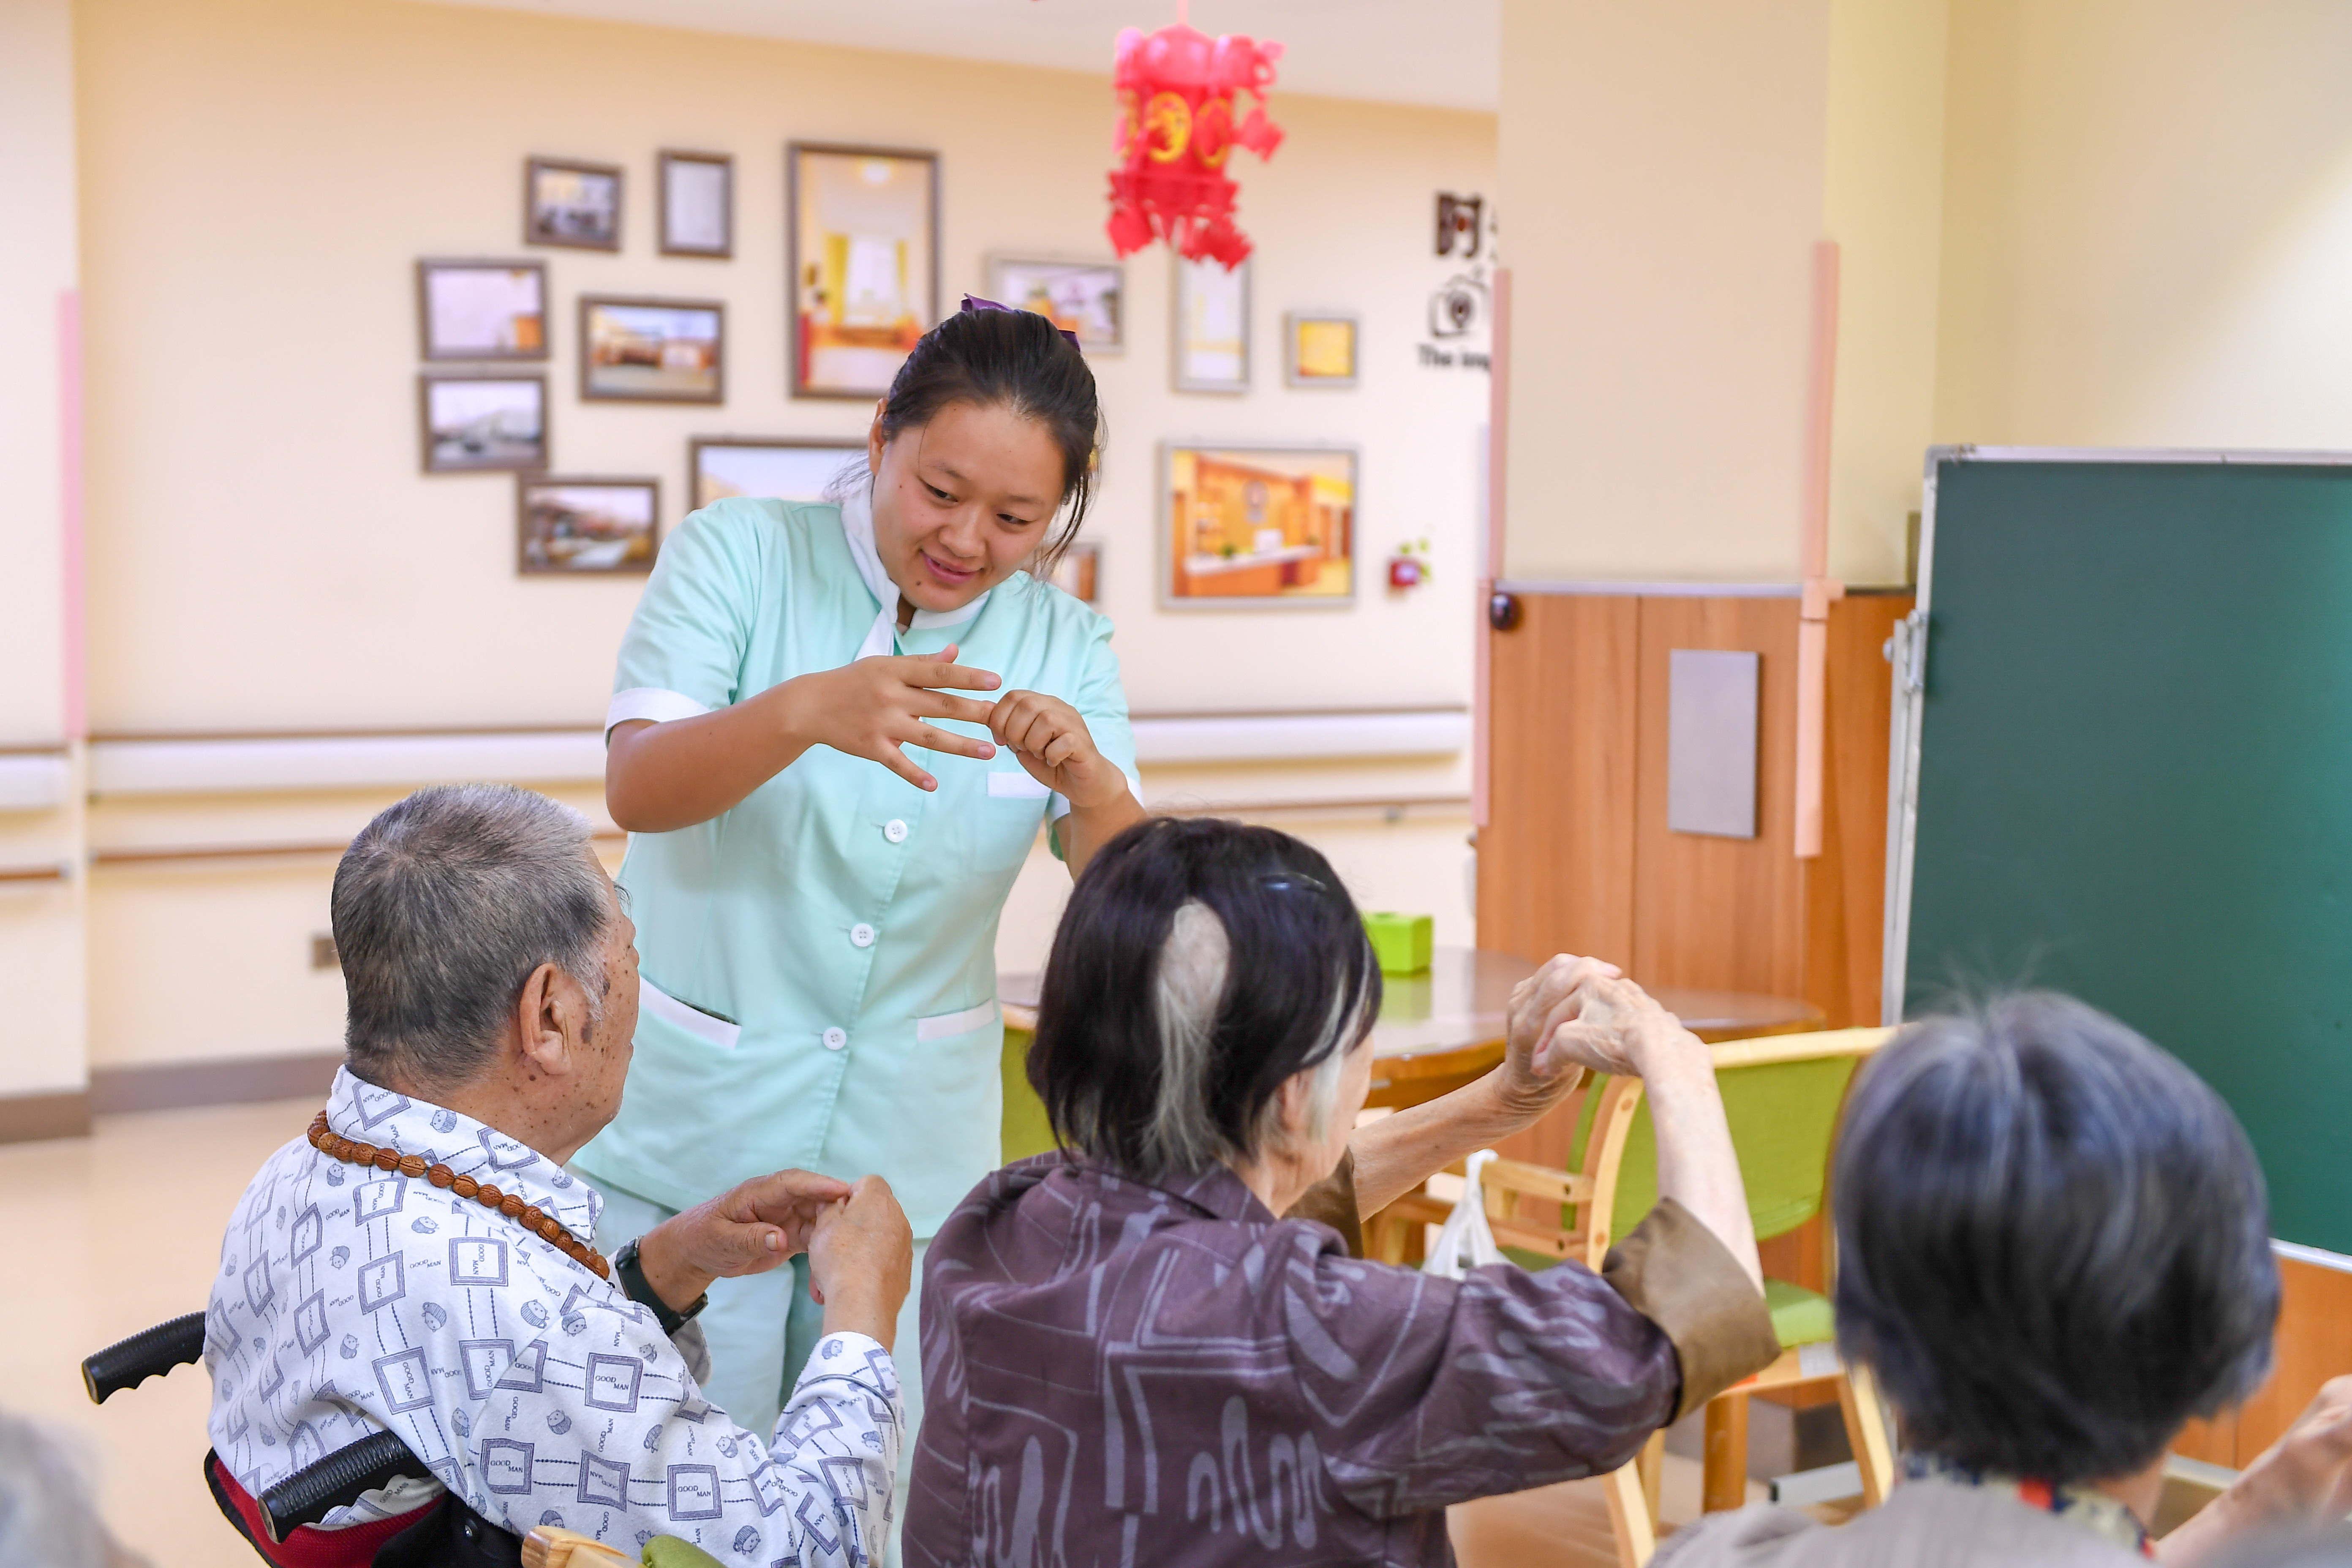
[81,1312,208,1405]
[260,1427,422,1543]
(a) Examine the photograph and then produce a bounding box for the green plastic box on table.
[1361,911,1433,976]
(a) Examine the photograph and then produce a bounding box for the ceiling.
[406,0,1500,112]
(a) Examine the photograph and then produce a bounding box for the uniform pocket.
[915,999,1000,1042]
[638,975,740,1050]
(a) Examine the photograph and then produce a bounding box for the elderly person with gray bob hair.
[1659,993,2352,1568]
[906,816,1786,1568]
[205,784,913,1568]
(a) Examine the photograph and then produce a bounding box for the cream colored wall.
[1935,0,2352,449]
[76,0,1494,730]
[56,0,1493,1080]
[0,0,90,1101]
[1496,0,1832,585]
[1823,0,1949,585]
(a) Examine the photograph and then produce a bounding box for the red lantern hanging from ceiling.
[1105,22,1284,271]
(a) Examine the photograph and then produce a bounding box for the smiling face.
[866,398,1068,612]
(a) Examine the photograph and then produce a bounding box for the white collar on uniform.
[840,480,992,662]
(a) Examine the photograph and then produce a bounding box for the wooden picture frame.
[658,150,733,259]
[789,142,940,399]
[987,255,1124,354]
[1042,539,1100,603]
[688,435,866,510]
[1158,440,1358,609]
[1173,255,1250,393]
[580,295,725,404]
[418,372,548,473]
[1285,310,1360,389]
[525,156,622,251]
[416,259,548,362]
[517,475,660,575]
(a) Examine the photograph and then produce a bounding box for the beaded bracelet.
[308,1111,610,1279]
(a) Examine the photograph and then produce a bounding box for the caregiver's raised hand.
[607,644,1004,830]
[776,643,1004,792]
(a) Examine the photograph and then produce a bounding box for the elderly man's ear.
[512,960,600,1078]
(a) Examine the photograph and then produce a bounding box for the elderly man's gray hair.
[333,783,612,1091]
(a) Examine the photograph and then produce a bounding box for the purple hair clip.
[961,293,1082,350]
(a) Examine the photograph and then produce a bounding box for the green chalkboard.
[1898,452,2352,1255]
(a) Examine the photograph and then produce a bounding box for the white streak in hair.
[1146,901,1231,1175]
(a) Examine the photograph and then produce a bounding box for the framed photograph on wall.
[416,260,547,361]
[789,142,939,399]
[1158,441,1356,608]
[580,296,725,403]
[1285,310,1360,389]
[689,436,865,510]
[988,256,1123,353]
[418,372,547,473]
[1040,539,1100,603]
[659,150,732,258]
[1173,255,1249,393]
[524,156,622,250]
[517,476,659,574]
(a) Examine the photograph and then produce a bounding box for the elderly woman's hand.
[2161,1375,2352,1563]
[1499,955,1620,1113]
[1513,961,1704,1083]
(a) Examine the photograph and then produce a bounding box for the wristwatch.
[613,1238,708,1337]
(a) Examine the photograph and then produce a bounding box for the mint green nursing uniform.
[572,490,1135,1475]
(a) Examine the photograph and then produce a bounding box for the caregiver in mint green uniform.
[573,303,1145,1531]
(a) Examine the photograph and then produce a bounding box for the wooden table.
[1000,951,1827,1112]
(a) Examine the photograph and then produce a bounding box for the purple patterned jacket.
[906,1154,1763,1568]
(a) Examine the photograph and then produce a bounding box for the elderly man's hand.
[808,1175,915,1351]
[634,1170,854,1316]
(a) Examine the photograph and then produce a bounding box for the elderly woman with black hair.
[905,816,1787,1568]
[1658,993,2352,1568]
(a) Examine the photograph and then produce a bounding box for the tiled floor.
[4,1098,1771,1568]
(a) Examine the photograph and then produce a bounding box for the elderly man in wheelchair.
[106,784,915,1568]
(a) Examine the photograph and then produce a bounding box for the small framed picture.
[1173,256,1249,393]
[580,296,725,403]
[1160,441,1357,608]
[517,476,660,574]
[689,436,865,510]
[988,256,1123,353]
[1040,540,1100,603]
[419,372,547,473]
[790,142,939,398]
[525,156,622,251]
[1285,311,1360,389]
[416,260,547,361]
[659,150,732,259]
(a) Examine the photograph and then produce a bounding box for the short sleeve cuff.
[606,687,714,736]
[1601,1197,1782,1420]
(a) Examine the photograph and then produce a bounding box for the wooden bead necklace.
[308,1111,610,1279]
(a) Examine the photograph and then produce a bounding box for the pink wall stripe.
[1473,266,1511,831]
[58,288,85,740]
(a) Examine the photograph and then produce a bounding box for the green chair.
[1001,1010,1058,1162]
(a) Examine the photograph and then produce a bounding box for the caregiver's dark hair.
[877,305,1100,571]
[1833,991,2278,1485]
[1029,817,1381,1181]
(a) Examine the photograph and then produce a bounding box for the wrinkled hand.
[807,1175,915,1348]
[988,690,1127,810]
[636,1169,852,1315]
[2224,1376,2352,1529]
[776,645,1002,792]
[1500,955,1622,1112]
[1522,964,1700,1082]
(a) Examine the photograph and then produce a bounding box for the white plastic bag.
[1421,1149,1507,1278]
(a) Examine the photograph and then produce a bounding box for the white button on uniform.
[883,819,908,844]
[849,923,877,948]
[821,1027,847,1051]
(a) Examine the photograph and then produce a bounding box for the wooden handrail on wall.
[88,830,631,868]
[0,864,71,884]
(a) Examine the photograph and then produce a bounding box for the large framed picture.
[524,156,622,251]
[689,436,865,510]
[1159,442,1356,608]
[988,255,1123,353]
[659,150,732,259]
[1173,255,1249,393]
[418,372,547,473]
[789,143,939,399]
[1285,310,1360,389]
[517,476,659,574]
[580,296,725,403]
[416,260,547,361]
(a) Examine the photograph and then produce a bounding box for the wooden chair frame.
[1363,1029,1897,1567]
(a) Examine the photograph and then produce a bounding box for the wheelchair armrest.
[82,1312,209,1405]
[259,1427,423,1543]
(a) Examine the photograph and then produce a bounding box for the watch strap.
[614,1238,707,1337]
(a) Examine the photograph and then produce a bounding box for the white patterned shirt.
[206,1068,902,1567]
